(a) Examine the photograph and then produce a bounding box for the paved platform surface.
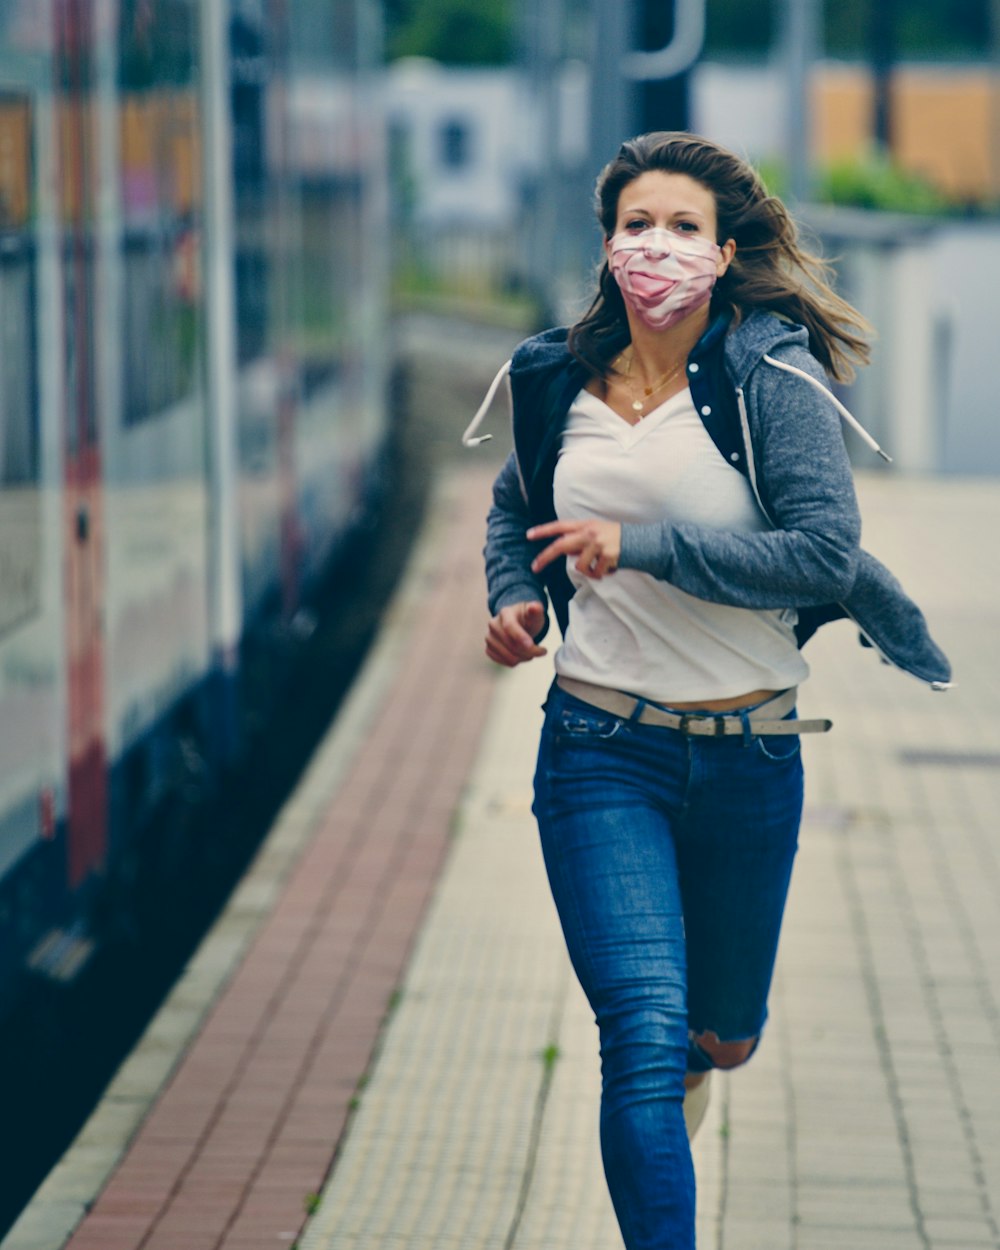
[296,471,1000,1250]
[6,457,998,1250]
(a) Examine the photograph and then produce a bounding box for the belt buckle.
[678,713,726,737]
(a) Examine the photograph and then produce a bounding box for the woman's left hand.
[528,519,622,579]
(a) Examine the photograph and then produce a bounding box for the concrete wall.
[930,222,1000,473]
[809,209,1000,476]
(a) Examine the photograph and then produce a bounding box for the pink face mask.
[608,227,722,331]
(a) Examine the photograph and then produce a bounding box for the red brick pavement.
[65,468,500,1250]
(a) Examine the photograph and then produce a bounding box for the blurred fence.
[394,223,525,306]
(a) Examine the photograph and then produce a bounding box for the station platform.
[5,457,1000,1250]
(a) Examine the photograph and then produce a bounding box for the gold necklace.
[622,351,687,416]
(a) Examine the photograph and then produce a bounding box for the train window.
[118,0,203,426]
[0,246,38,484]
[231,3,269,366]
[0,92,40,637]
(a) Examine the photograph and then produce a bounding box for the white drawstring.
[461,358,511,447]
[763,354,893,463]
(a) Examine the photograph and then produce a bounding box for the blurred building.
[385,56,588,306]
[389,57,1000,224]
[386,59,529,230]
[696,61,1000,204]
[386,53,1000,475]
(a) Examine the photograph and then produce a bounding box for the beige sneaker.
[683,1072,712,1140]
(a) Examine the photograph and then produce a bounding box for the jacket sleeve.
[484,451,551,640]
[617,346,862,610]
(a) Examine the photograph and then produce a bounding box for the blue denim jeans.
[532,682,804,1250]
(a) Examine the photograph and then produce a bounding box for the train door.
[56,0,107,889]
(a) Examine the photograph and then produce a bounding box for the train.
[0,0,391,1020]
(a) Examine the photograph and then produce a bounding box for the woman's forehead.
[617,170,715,218]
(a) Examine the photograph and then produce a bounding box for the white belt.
[556,676,832,736]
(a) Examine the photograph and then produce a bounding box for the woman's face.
[606,170,735,277]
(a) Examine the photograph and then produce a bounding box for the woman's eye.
[621,219,702,236]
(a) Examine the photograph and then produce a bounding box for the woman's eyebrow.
[620,204,707,220]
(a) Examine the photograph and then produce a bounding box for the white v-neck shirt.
[551,386,808,703]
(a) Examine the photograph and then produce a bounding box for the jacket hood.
[510,326,573,374]
[722,311,811,387]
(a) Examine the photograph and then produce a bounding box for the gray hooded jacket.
[481,310,951,689]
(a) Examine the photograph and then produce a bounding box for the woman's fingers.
[485,637,520,667]
[485,619,525,666]
[586,547,616,578]
[574,540,600,577]
[485,603,548,667]
[528,520,621,578]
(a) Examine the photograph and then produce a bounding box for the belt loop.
[628,697,648,724]
[739,708,753,748]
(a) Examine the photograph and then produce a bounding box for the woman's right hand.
[485,601,548,668]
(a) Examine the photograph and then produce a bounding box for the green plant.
[303,1192,322,1215]
[391,265,541,329]
[389,0,513,64]
[815,154,950,215]
[752,157,788,201]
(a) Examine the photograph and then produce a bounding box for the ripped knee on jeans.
[691,1029,759,1070]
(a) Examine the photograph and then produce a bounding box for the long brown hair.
[569,132,872,383]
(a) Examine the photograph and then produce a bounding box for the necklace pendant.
[631,399,644,414]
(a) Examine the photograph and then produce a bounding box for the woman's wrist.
[618,521,675,578]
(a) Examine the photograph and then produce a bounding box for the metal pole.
[539,0,566,314]
[522,0,565,322]
[784,0,820,205]
[589,0,707,169]
[585,0,709,283]
[623,0,705,81]
[589,0,636,174]
[200,0,243,733]
[871,0,896,152]
[992,0,1000,198]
